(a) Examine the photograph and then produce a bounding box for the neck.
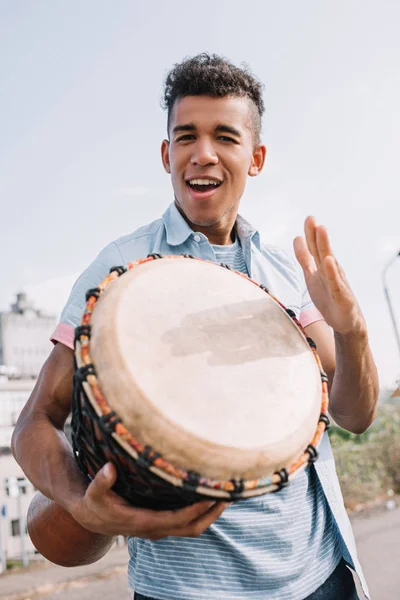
[175,201,237,245]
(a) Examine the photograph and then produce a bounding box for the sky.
[1,1,400,387]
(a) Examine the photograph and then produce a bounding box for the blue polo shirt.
[52,203,369,600]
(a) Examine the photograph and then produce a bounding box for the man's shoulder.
[112,217,164,251]
[95,216,165,266]
[56,216,166,335]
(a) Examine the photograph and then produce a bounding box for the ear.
[248,144,267,177]
[161,139,171,174]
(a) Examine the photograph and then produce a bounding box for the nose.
[190,138,219,167]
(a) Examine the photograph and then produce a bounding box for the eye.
[176,134,195,142]
[218,136,238,143]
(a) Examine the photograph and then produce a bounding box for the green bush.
[329,402,400,510]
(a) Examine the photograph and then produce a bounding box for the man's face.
[161,95,266,228]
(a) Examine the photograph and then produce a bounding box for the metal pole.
[382,252,400,361]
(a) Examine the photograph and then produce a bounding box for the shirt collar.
[162,203,194,246]
[162,202,261,249]
[235,213,261,250]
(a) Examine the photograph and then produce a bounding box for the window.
[4,477,27,496]
[17,477,27,495]
[11,519,20,537]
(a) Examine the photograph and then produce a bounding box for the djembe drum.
[72,255,329,510]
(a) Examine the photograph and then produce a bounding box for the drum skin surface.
[90,259,321,480]
[72,256,328,509]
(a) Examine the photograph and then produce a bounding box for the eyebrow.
[172,123,196,134]
[172,123,242,137]
[215,124,242,137]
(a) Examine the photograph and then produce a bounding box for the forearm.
[11,411,87,512]
[329,325,379,434]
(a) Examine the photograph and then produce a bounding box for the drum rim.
[73,254,330,500]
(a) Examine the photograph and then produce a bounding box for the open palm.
[294,217,364,335]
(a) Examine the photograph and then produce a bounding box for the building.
[0,292,57,379]
[0,293,57,569]
[0,293,123,568]
[0,378,36,569]
[0,379,35,449]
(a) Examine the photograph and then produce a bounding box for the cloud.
[112,186,150,197]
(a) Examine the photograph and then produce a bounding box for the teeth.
[188,179,221,186]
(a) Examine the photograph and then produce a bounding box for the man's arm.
[11,343,88,506]
[12,342,229,562]
[295,217,379,435]
[304,320,378,433]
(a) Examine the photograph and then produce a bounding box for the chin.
[183,207,222,228]
[176,198,228,228]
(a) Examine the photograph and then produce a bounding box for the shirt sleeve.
[299,283,324,328]
[51,242,124,349]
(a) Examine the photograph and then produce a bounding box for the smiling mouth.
[186,178,223,193]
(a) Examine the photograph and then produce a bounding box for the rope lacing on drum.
[74,325,92,342]
[305,444,319,463]
[185,471,201,489]
[220,263,232,270]
[229,478,245,496]
[259,284,269,293]
[320,371,329,384]
[98,411,122,433]
[306,337,317,350]
[274,468,289,490]
[85,287,101,301]
[109,265,127,276]
[285,308,296,319]
[183,254,195,259]
[136,446,160,469]
[319,413,330,430]
[74,364,96,382]
[147,253,162,259]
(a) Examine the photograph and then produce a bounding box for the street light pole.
[382,251,400,361]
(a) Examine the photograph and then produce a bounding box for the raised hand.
[293,216,365,335]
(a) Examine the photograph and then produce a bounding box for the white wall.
[0,454,36,563]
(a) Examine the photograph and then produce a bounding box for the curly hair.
[163,53,265,143]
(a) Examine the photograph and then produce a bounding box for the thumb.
[88,462,117,499]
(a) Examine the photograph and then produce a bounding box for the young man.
[13,54,378,600]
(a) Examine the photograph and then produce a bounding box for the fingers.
[324,256,353,305]
[84,466,230,540]
[304,217,336,274]
[149,501,231,540]
[304,216,320,266]
[135,500,220,535]
[324,256,339,285]
[316,225,334,264]
[177,501,231,537]
[293,236,315,276]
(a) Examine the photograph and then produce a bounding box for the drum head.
[89,258,322,481]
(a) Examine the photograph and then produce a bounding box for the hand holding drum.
[28,463,228,566]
